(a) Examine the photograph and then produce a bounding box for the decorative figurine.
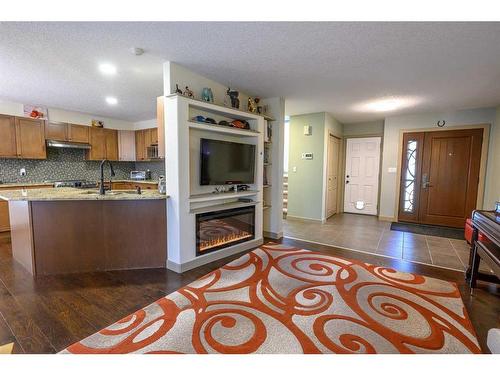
[248,97,257,113]
[175,84,183,94]
[226,88,240,109]
[183,86,194,98]
[201,87,214,102]
[255,98,262,114]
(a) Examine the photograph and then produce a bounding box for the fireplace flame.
[199,231,253,252]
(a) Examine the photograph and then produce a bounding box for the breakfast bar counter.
[1,188,168,276]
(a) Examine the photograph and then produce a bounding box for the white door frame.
[343,136,382,215]
[322,130,342,222]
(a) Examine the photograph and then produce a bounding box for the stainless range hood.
[46,140,91,150]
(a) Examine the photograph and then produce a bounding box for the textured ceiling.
[1,22,500,122]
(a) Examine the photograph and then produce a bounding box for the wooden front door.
[398,128,483,228]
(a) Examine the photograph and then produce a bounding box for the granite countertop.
[0,187,168,201]
[112,180,159,185]
[0,182,54,189]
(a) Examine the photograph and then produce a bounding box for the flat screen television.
[200,138,256,185]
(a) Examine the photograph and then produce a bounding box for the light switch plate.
[303,125,312,135]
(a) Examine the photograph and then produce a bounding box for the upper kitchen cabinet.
[104,129,119,161]
[86,127,118,161]
[86,127,106,160]
[157,96,165,158]
[0,114,18,158]
[45,121,68,141]
[68,124,90,143]
[46,122,90,143]
[0,115,46,159]
[15,117,47,159]
[135,129,146,161]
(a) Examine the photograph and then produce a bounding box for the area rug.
[390,222,465,240]
[62,244,480,354]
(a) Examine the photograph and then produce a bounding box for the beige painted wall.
[343,120,384,137]
[379,107,497,220]
[0,98,137,130]
[484,105,500,208]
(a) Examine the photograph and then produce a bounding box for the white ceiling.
[1,22,500,123]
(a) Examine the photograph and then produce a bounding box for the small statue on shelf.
[201,87,214,102]
[227,88,240,109]
[175,84,183,95]
[248,97,257,113]
[183,86,194,98]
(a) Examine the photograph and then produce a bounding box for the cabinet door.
[15,117,46,159]
[68,124,90,143]
[105,129,119,161]
[151,128,158,145]
[135,130,145,161]
[144,128,152,148]
[45,122,68,141]
[118,130,136,161]
[0,115,18,158]
[156,96,165,158]
[87,127,106,160]
[0,200,10,232]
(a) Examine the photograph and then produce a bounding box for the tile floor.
[283,213,491,272]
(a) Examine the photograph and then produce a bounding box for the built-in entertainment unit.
[200,138,256,185]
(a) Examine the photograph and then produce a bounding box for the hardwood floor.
[0,232,498,354]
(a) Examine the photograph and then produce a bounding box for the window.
[403,140,417,213]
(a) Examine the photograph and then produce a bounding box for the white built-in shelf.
[166,94,272,121]
[263,205,272,210]
[264,163,272,166]
[189,190,260,203]
[190,201,259,214]
[263,185,272,188]
[188,121,260,137]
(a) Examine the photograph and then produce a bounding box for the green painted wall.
[287,112,328,220]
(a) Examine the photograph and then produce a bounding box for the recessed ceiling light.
[105,96,118,105]
[353,96,422,113]
[99,63,117,76]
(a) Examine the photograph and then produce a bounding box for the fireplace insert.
[196,206,255,256]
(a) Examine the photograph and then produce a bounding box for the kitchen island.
[0,188,168,276]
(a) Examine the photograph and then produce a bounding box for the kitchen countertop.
[0,182,54,189]
[0,187,168,201]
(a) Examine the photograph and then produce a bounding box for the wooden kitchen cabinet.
[86,127,119,161]
[105,129,119,161]
[46,122,90,144]
[87,127,106,160]
[15,117,46,159]
[0,114,17,158]
[151,127,158,145]
[45,121,67,141]
[157,96,165,158]
[68,124,90,143]
[135,129,145,161]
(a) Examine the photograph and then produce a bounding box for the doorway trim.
[392,123,490,221]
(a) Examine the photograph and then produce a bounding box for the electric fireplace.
[196,206,255,256]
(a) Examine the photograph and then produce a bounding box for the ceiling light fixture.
[98,63,117,75]
[105,96,118,105]
[353,96,422,113]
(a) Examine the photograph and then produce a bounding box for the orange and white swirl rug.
[62,244,481,354]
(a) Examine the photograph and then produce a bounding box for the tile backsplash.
[0,148,165,183]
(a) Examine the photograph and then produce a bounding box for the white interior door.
[326,135,340,218]
[344,137,381,215]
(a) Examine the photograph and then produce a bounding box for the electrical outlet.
[20,168,26,177]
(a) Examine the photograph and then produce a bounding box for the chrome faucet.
[99,159,115,195]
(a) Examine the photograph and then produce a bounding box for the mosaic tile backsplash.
[0,148,165,183]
